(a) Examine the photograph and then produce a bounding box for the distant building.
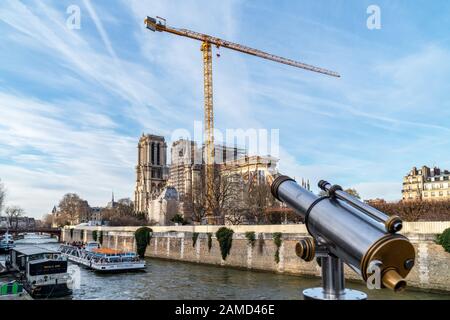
[0,216,36,229]
[133,134,280,225]
[220,155,278,185]
[0,216,8,228]
[167,139,202,220]
[89,207,103,226]
[167,139,250,220]
[106,192,117,209]
[134,134,169,213]
[147,187,179,225]
[402,165,450,201]
[168,139,279,222]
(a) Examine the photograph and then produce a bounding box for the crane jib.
[144,16,340,78]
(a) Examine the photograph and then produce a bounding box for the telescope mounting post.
[303,249,368,300]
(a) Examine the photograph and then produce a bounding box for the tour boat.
[0,232,15,252]
[6,246,72,298]
[59,242,146,272]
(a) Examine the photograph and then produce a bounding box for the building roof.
[13,246,57,256]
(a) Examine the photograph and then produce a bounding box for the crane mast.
[144,16,340,224]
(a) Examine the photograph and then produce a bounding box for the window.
[424,193,428,197]
[439,191,443,196]
[431,192,435,196]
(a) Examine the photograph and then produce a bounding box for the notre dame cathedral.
[134,134,170,213]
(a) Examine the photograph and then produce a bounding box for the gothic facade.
[134,134,169,213]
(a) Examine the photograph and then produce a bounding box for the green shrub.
[98,230,103,245]
[245,231,256,248]
[216,227,234,260]
[92,230,98,242]
[437,228,450,253]
[207,233,213,252]
[134,227,153,257]
[192,232,199,247]
[273,232,283,263]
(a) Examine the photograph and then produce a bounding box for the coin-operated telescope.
[271,175,415,300]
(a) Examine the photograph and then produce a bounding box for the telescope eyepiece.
[318,180,330,191]
[317,180,343,198]
[382,268,407,292]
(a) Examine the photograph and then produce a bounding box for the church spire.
[112,191,115,208]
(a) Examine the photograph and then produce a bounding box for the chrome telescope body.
[271,175,415,296]
[317,180,403,233]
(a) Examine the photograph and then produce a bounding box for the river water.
[3,239,450,300]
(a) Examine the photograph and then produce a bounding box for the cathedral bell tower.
[134,134,169,213]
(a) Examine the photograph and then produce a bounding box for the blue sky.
[1,0,450,218]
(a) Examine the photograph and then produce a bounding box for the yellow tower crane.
[144,16,340,224]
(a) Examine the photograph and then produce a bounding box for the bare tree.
[372,200,450,221]
[190,180,207,223]
[5,206,25,229]
[242,181,278,224]
[101,198,148,226]
[56,193,90,226]
[41,214,54,228]
[210,169,239,223]
[187,165,239,224]
[225,206,246,225]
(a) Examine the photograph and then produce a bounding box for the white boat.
[0,232,15,252]
[59,242,146,272]
[15,233,58,245]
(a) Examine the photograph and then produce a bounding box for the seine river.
[3,240,450,300]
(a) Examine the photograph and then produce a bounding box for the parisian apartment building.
[402,165,450,201]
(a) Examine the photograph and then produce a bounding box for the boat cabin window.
[28,254,45,261]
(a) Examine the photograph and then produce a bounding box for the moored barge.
[6,246,72,298]
[59,242,146,272]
